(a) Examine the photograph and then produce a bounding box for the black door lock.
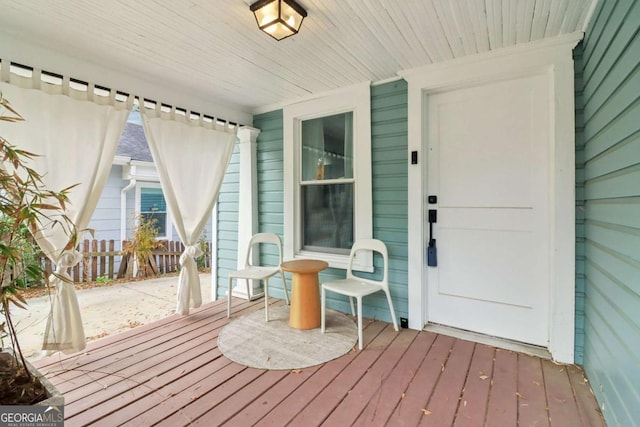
[427,209,438,267]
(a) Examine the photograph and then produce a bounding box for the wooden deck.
[33,298,605,426]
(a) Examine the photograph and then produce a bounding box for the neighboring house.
[87,111,213,272]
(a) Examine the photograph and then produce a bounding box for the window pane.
[301,112,353,181]
[141,187,166,212]
[302,183,353,252]
[141,188,167,236]
[141,212,167,236]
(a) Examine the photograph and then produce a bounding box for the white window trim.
[134,182,172,241]
[283,82,373,271]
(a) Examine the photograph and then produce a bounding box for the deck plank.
[153,367,265,427]
[39,302,244,392]
[191,369,289,425]
[354,331,437,426]
[485,348,518,426]
[567,364,606,427]
[542,360,583,426]
[31,298,607,427]
[223,365,322,426]
[282,322,399,425]
[257,320,388,425]
[321,328,419,426]
[517,353,550,427]
[419,338,475,426]
[453,344,495,427]
[82,350,233,426]
[386,334,457,427]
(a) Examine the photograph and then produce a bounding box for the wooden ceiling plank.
[468,0,491,53]
[344,0,415,68]
[450,0,480,56]
[545,0,570,37]
[485,0,503,50]
[501,0,517,46]
[401,1,439,65]
[304,0,396,80]
[517,0,537,43]
[430,0,467,58]
[531,0,552,40]
[560,1,584,33]
[376,0,435,67]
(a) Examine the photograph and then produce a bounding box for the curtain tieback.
[49,250,83,283]
[180,245,203,265]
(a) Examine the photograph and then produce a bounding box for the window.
[284,82,373,271]
[301,112,354,254]
[138,185,170,238]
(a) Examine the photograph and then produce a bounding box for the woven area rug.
[218,304,357,370]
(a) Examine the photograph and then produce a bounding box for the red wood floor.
[33,298,605,426]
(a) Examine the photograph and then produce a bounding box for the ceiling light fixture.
[250,0,307,41]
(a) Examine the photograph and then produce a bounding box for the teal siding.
[254,110,288,296]
[578,1,640,425]
[253,80,409,322]
[574,45,586,365]
[216,141,240,296]
[369,80,409,322]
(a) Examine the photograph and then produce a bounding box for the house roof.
[116,122,153,163]
[0,1,598,116]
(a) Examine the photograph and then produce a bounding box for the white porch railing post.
[232,126,263,300]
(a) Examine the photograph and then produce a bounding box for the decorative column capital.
[238,126,261,145]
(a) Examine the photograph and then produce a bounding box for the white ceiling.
[0,0,597,119]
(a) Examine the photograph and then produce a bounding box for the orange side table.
[281,259,329,330]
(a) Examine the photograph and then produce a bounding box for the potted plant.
[0,90,76,405]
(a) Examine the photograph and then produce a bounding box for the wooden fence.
[40,239,212,283]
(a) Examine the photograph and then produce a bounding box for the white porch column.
[231,126,263,300]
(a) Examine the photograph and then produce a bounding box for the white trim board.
[402,33,582,363]
[424,324,552,360]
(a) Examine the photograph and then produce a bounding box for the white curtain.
[0,69,130,354]
[140,103,236,315]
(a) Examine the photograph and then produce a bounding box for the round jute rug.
[218,304,357,370]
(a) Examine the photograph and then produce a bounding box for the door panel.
[426,74,550,346]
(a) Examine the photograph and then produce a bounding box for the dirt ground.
[11,273,212,361]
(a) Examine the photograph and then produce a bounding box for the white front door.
[426,74,550,347]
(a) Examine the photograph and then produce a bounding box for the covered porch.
[34,298,604,426]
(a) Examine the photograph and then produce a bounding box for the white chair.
[227,233,289,321]
[321,238,398,350]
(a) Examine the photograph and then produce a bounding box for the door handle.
[428,209,437,267]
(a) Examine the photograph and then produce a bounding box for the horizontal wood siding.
[579,1,640,426]
[254,110,289,299]
[87,166,124,242]
[369,80,408,323]
[253,81,408,324]
[574,45,586,365]
[216,141,241,297]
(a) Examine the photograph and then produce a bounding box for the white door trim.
[400,32,582,363]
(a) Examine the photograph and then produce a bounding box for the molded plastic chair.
[227,233,289,321]
[321,238,398,350]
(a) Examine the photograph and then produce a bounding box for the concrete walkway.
[12,273,212,361]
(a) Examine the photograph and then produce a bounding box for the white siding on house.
[87,165,124,242]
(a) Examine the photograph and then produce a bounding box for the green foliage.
[0,217,44,289]
[95,276,113,284]
[196,231,208,270]
[124,213,161,277]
